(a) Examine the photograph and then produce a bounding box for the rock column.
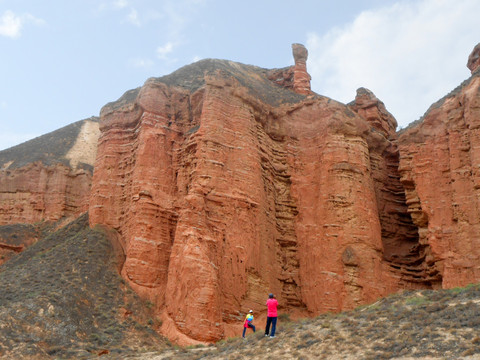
[292,43,311,95]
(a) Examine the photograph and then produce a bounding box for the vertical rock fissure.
[258,123,304,308]
[396,152,442,287]
[348,86,441,288]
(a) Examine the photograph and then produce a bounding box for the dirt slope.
[0,214,168,359]
[129,284,480,360]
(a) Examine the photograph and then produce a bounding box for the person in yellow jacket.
[242,310,256,338]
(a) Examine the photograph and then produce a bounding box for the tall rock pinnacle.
[292,43,311,94]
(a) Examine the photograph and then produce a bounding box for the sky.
[1,0,479,151]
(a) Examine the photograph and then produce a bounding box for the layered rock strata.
[292,43,311,94]
[398,46,480,288]
[349,88,439,288]
[3,40,480,346]
[0,118,99,225]
[89,46,417,343]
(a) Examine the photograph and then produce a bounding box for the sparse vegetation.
[0,214,169,359]
[3,216,480,359]
[140,285,480,360]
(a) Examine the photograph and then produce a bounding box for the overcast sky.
[1,0,479,151]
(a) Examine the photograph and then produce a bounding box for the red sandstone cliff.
[0,118,99,225]
[89,44,419,343]
[397,43,480,289]
[349,88,439,288]
[3,41,480,346]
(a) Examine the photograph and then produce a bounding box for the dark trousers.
[242,323,255,337]
[265,316,277,336]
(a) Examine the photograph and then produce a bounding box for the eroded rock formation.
[89,44,420,343]
[0,118,99,225]
[3,41,480,346]
[349,88,440,288]
[292,43,311,94]
[397,43,480,289]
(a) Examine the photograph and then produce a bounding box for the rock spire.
[292,43,311,94]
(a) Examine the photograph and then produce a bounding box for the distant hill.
[0,116,99,171]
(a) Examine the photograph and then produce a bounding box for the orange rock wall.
[89,66,418,343]
[398,72,480,288]
[4,42,480,346]
[349,88,437,288]
[284,99,399,312]
[90,75,292,342]
[0,162,92,225]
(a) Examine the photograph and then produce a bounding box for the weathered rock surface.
[398,44,480,289]
[399,45,480,288]
[0,118,99,225]
[349,88,439,288]
[89,45,420,343]
[4,41,480,347]
[468,43,480,74]
[0,223,51,266]
[292,43,311,94]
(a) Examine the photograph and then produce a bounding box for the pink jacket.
[266,298,278,317]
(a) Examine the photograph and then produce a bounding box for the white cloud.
[306,0,480,128]
[157,42,174,60]
[0,101,7,109]
[127,8,141,26]
[0,10,23,38]
[0,10,45,38]
[192,55,201,62]
[96,1,142,26]
[113,0,128,9]
[152,1,207,63]
[130,57,154,68]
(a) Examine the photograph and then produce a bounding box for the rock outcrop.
[349,88,439,288]
[4,41,480,346]
[397,43,480,289]
[292,43,311,94]
[467,43,480,74]
[0,118,99,225]
[89,45,419,343]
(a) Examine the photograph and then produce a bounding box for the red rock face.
[398,70,480,289]
[6,42,480,345]
[284,98,399,312]
[0,118,99,226]
[349,88,439,288]
[89,55,419,343]
[0,162,93,225]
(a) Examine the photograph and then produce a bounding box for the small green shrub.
[405,296,429,306]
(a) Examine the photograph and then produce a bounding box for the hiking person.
[242,310,256,338]
[264,293,278,338]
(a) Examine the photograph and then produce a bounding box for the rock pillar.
[292,43,311,95]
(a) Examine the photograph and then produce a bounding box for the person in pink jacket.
[264,293,278,338]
